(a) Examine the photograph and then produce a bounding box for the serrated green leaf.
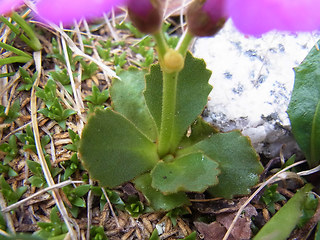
[151,152,219,193]
[145,52,212,151]
[79,109,159,188]
[110,68,158,141]
[179,117,219,147]
[188,131,263,199]
[253,184,313,240]
[133,173,190,211]
[287,41,320,167]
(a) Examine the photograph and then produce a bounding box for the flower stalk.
[158,71,178,157]
[153,28,189,158]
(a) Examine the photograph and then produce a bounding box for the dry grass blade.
[31,51,77,240]
[59,28,84,132]
[52,23,118,80]
[101,187,120,228]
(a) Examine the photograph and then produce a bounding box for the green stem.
[158,71,178,158]
[153,30,168,59]
[177,31,194,56]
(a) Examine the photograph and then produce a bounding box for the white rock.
[193,20,320,158]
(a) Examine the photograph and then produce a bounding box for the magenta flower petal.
[127,0,153,17]
[203,0,227,23]
[36,0,127,25]
[227,0,320,35]
[0,0,24,15]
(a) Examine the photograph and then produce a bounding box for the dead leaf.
[216,203,257,240]
[194,221,236,240]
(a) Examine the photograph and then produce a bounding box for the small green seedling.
[166,207,190,226]
[27,158,62,188]
[0,135,19,164]
[91,187,125,211]
[61,153,82,180]
[130,37,155,68]
[38,98,77,130]
[90,226,108,240]
[0,175,27,206]
[84,85,109,113]
[125,195,145,217]
[17,67,38,92]
[82,37,94,55]
[64,129,80,152]
[0,100,20,124]
[79,59,98,81]
[96,45,111,61]
[62,184,91,217]
[0,161,18,177]
[261,184,286,214]
[35,79,57,108]
[36,79,76,130]
[297,192,318,228]
[34,206,68,240]
[114,52,127,68]
[48,67,73,94]
[16,125,50,154]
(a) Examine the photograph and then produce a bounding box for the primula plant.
[79,0,264,211]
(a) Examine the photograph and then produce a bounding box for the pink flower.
[186,0,227,36]
[0,0,127,25]
[0,0,24,14]
[36,0,127,25]
[127,0,163,33]
[227,0,320,35]
[2,0,320,35]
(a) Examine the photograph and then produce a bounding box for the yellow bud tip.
[163,49,184,73]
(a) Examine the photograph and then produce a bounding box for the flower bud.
[163,49,184,73]
[186,0,227,37]
[127,0,163,34]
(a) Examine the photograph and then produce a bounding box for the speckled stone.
[193,20,320,158]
